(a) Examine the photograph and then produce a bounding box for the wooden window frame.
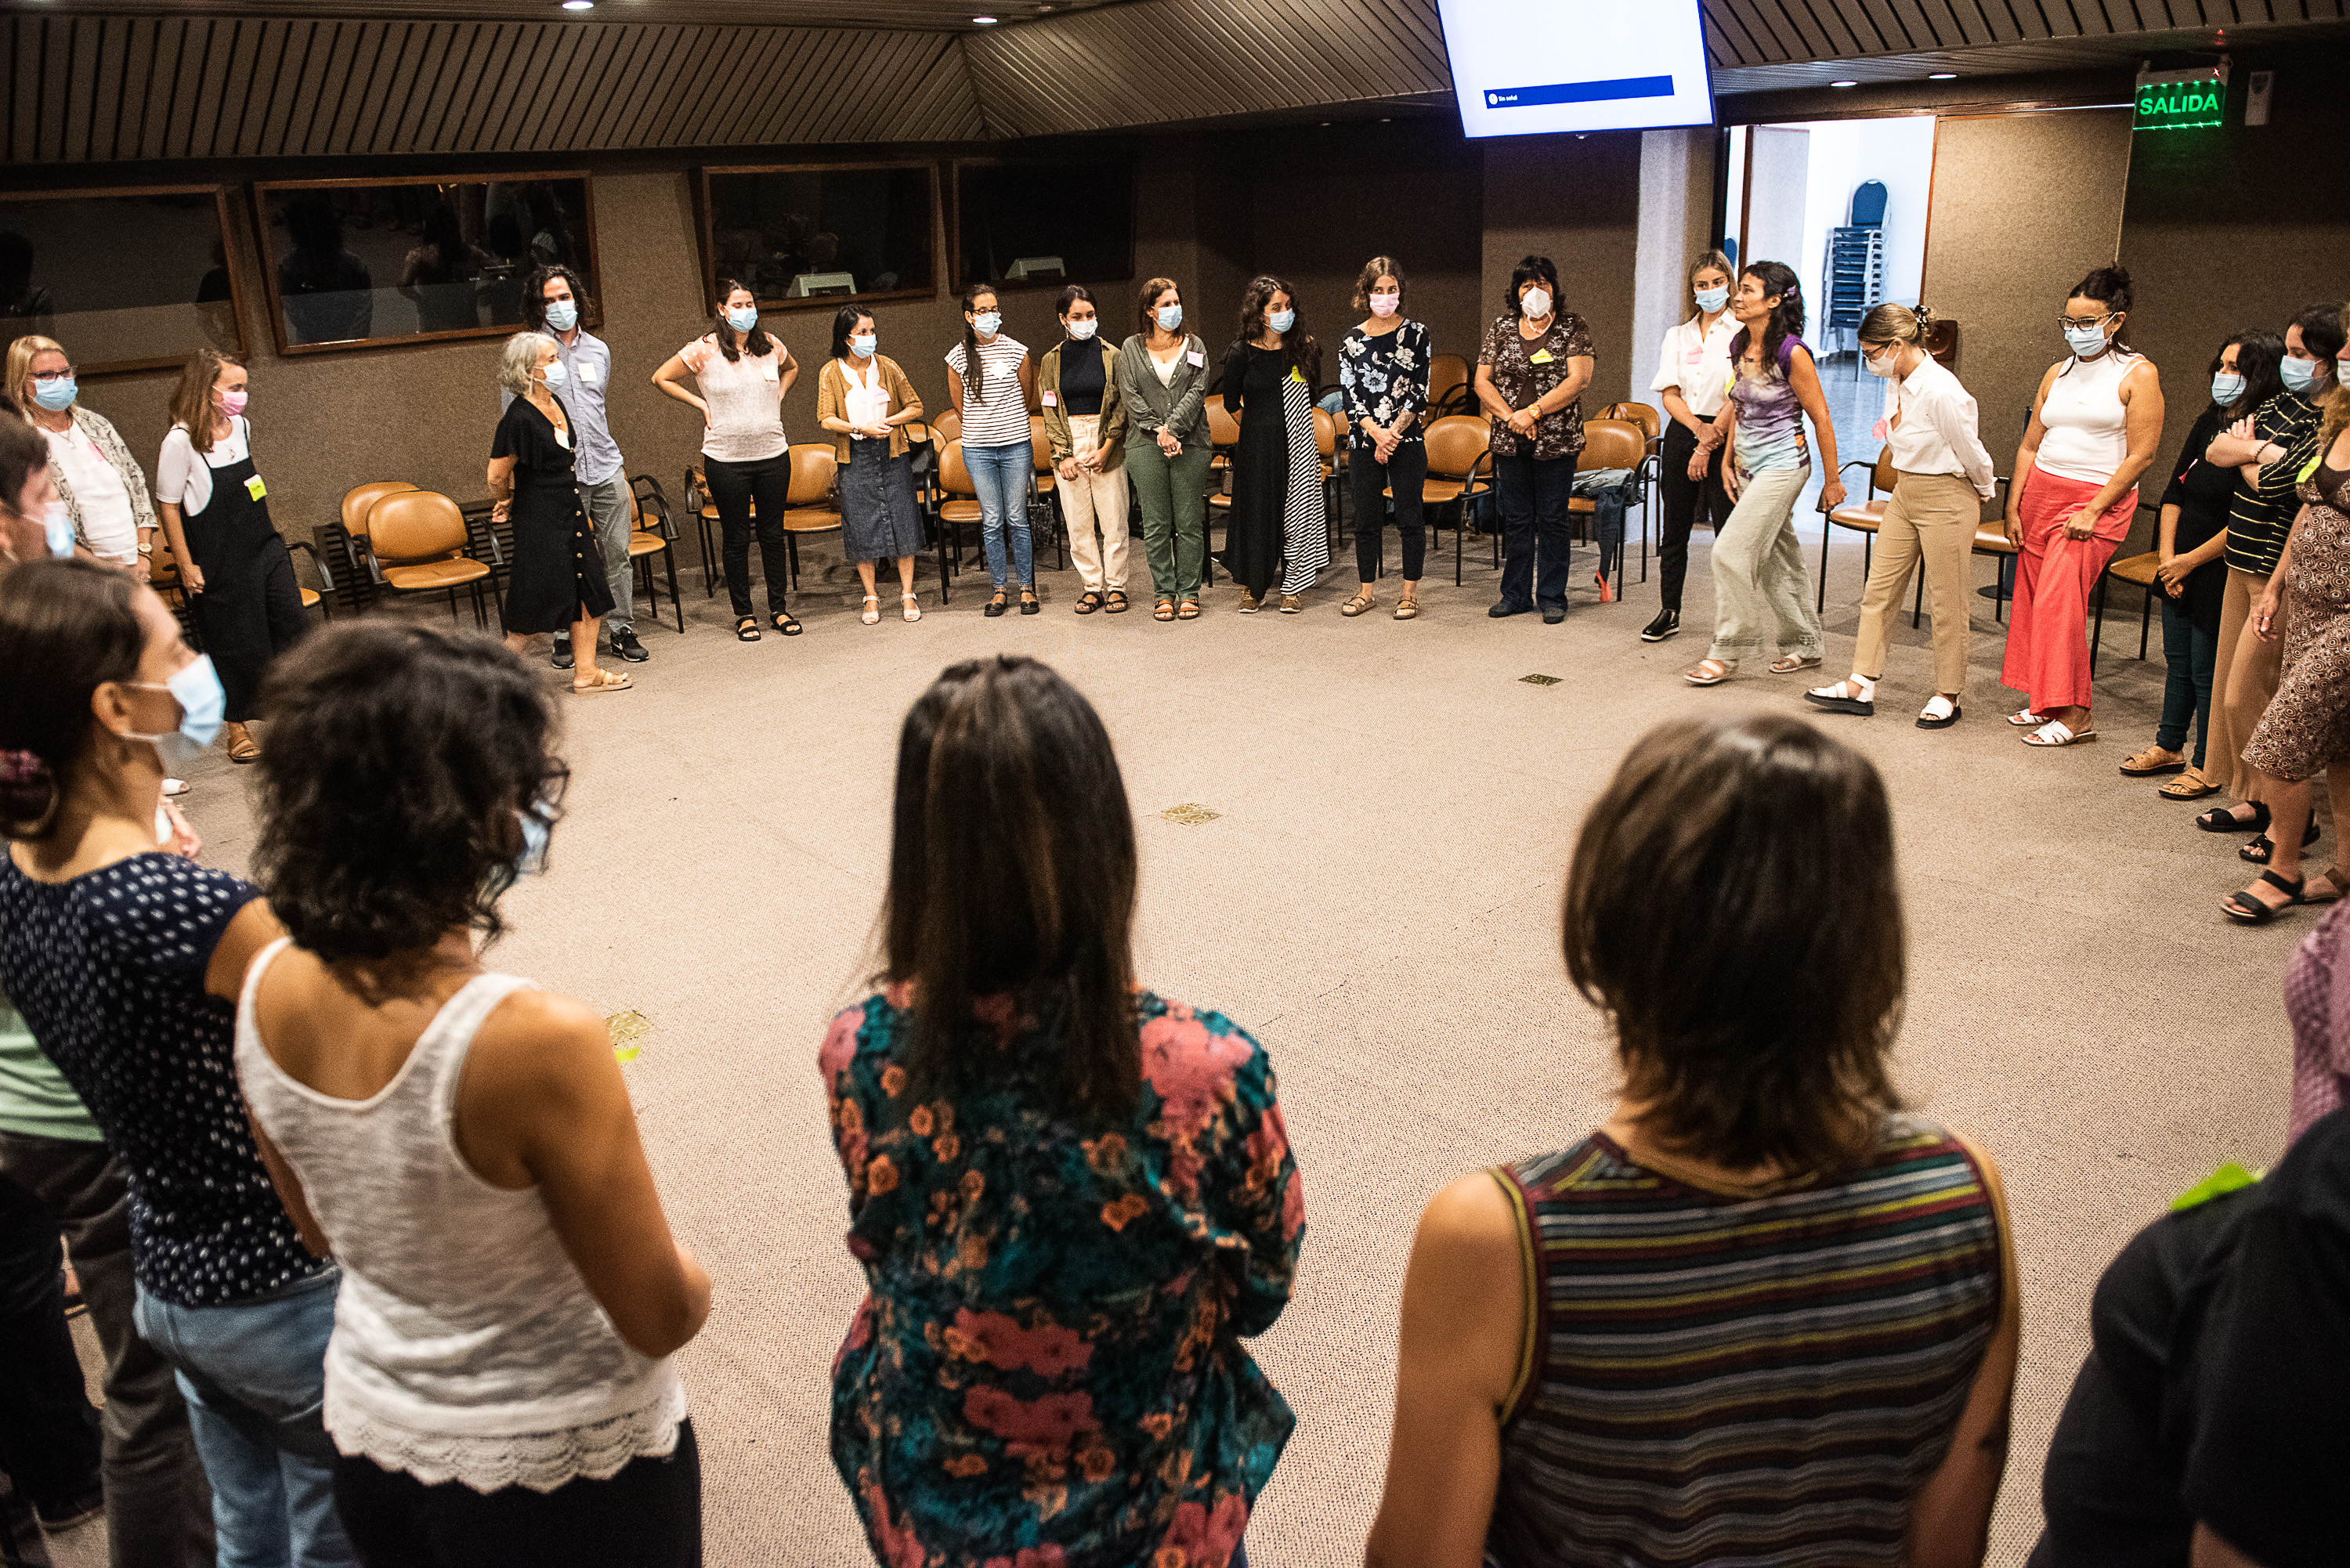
[0,184,249,378]
[692,161,942,315]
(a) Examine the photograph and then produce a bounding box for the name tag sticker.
[1041,390,1057,406]
[244,475,266,501]
[1186,350,1205,368]
[1529,350,1555,365]
[1289,367,1307,383]
[577,362,600,384]
[761,359,779,381]
[1685,348,1704,363]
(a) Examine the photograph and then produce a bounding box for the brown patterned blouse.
[1479,310,1596,461]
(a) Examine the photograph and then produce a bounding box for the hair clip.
[0,750,51,785]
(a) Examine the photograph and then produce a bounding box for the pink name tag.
[1041,390,1057,406]
[1186,351,1205,368]
[1685,348,1704,363]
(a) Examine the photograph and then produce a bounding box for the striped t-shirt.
[1484,1113,2002,1568]
[945,333,1031,450]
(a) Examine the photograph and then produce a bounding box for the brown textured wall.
[1919,108,2132,483]
[1480,132,1647,413]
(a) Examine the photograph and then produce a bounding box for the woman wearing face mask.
[1116,279,1213,620]
[1642,251,1739,642]
[652,280,799,641]
[2195,302,2346,857]
[2116,331,2283,800]
[1221,276,1328,614]
[7,336,157,575]
[1038,285,1131,615]
[1475,255,1595,623]
[0,558,357,1568]
[1683,262,1844,687]
[1997,267,2164,748]
[154,349,309,765]
[0,409,66,568]
[1337,257,1431,620]
[491,332,627,694]
[815,306,926,626]
[238,620,713,1561]
[1805,305,1997,728]
[946,286,1037,616]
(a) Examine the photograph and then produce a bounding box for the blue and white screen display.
[1437,0,1715,138]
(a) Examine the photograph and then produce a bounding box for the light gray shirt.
[501,327,624,486]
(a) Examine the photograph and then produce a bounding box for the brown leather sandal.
[1104,590,1130,614]
[1153,598,1177,621]
[1176,600,1202,620]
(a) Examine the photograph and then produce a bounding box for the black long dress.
[494,394,613,635]
[1222,341,1293,598]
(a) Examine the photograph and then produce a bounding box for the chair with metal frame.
[1569,417,1648,601]
[1818,449,1898,613]
[624,474,686,634]
[777,443,843,593]
[1426,353,1472,417]
[901,421,956,604]
[2089,503,2167,674]
[1313,404,1344,549]
[360,490,497,627]
[1029,414,1068,573]
[335,480,418,607]
[1415,414,1496,587]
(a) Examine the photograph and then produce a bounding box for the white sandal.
[902,594,922,623]
[1683,659,1736,687]
[2006,708,2049,728]
[2024,718,2096,746]
[861,595,880,626]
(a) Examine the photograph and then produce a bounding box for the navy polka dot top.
[0,851,324,1306]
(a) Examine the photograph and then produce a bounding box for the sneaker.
[1278,594,1303,614]
[1542,605,1567,624]
[1238,593,1263,614]
[1488,599,1534,618]
[162,777,190,798]
[550,633,574,670]
[611,627,649,663]
[1640,609,1680,642]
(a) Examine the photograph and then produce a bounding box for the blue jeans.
[966,439,1036,591]
[2157,589,2218,768]
[135,1269,355,1568]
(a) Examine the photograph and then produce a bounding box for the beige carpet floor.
[115,510,2301,1568]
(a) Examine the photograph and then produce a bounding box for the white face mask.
[1066,319,1098,341]
[1520,288,1552,320]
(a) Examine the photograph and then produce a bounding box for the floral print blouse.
[823,985,1306,1568]
[1478,310,1595,462]
[1338,320,1432,450]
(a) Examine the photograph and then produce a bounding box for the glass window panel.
[955,161,1133,291]
[701,165,936,309]
[0,188,245,374]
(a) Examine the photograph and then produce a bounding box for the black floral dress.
[494,394,613,635]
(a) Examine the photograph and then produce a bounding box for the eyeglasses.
[2057,316,2113,332]
[30,367,74,381]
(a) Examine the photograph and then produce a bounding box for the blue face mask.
[2281,356,2319,394]
[726,306,759,334]
[125,656,226,774]
[1267,309,1295,334]
[31,377,76,413]
[1156,304,1183,332]
[2063,323,2112,359]
[973,311,1002,336]
[513,802,554,878]
[544,300,579,332]
[2212,370,2246,404]
[539,359,568,391]
[44,503,74,558]
[850,334,877,359]
[1694,287,1729,314]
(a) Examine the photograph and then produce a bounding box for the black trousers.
[1350,442,1428,583]
[334,1420,701,1568]
[1658,420,1730,615]
[703,453,792,620]
[0,1172,101,1516]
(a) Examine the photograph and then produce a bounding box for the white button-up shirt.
[1648,310,1739,419]
[1885,354,1997,499]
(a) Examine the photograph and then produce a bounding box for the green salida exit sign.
[2135,63,2228,132]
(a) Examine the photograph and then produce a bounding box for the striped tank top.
[1484,1113,2001,1568]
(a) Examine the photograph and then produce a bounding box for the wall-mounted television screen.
[1437,0,1714,138]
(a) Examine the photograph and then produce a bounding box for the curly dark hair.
[251,621,564,995]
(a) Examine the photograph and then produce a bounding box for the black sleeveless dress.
[494,395,613,635]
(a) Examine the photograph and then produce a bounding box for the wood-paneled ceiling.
[5,0,2347,162]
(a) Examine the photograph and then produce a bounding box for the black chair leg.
[1911,567,1924,629]
[1818,516,1831,614]
[2089,569,2109,675]
[2139,587,2153,660]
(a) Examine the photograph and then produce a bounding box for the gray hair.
[498,332,555,398]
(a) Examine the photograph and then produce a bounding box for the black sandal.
[2197,801,2270,834]
[772,610,802,637]
[1020,589,1041,616]
[1105,590,1130,614]
[2224,869,2305,925]
[985,593,1010,618]
[2240,814,2320,864]
[1076,591,1104,616]
[736,616,761,642]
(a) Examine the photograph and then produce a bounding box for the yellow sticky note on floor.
[606,1010,650,1064]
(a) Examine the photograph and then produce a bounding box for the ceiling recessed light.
[971,14,998,21]
[1929,71,1957,79]
[562,1,592,9]
[1831,79,1859,88]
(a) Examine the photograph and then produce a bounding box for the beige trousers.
[2210,565,2284,802]
[1851,471,1979,696]
[1057,415,1130,593]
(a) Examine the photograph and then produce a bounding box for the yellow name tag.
[1528,350,1554,365]
[1289,367,1306,383]
[245,475,267,501]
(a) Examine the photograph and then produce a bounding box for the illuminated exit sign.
[2135,63,2228,131]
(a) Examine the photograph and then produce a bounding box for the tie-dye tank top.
[1729,332,1812,474]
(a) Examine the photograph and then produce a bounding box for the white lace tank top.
[235,940,685,1493]
[2036,349,2142,485]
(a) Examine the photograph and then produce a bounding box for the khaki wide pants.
[1056,414,1130,593]
[1851,471,1981,696]
[2210,565,2284,803]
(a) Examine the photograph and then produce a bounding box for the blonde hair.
[1353,255,1406,313]
[166,349,245,456]
[1859,302,1936,348]
[5,335,65,415]
[1688,249,1734,289]
[498,332,556,399]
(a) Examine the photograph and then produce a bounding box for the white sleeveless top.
[235,940,685,1493]
[2035,349,2142,485]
